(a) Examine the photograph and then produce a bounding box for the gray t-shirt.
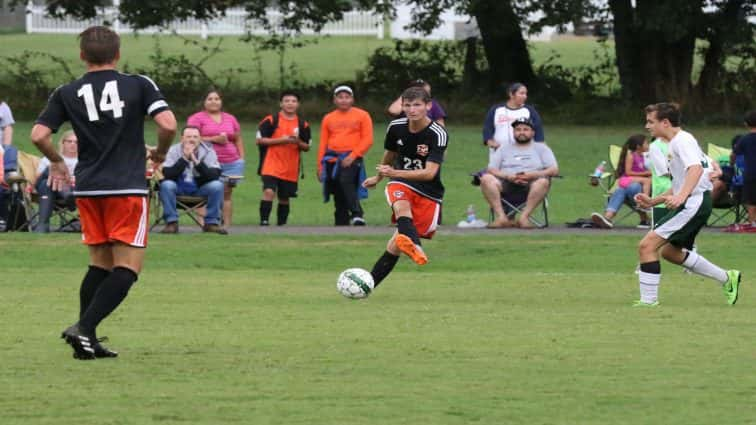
[488,142,557,174]
[0,102,15,144]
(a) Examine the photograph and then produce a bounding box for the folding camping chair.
[590,144,646,225]
[497,178,556,228]
[12,151,80,232]
[707,143,747,226]
[149,171,208,230]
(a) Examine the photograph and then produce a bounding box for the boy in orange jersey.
[318,85,374,225]
[256,91,311,225]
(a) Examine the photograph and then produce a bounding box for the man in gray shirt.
[480,117,559,228]
[0,101,14,146]
[159,126,227,234]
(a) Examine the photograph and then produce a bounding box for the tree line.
[9,0,756,111]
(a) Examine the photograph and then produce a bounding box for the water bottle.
[466,205,476,223]
[593,160,607,178]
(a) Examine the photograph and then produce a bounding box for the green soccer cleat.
[723,270,741,305]
[632,300,659,307]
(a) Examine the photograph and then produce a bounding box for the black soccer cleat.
[61,324,96,360]
[93,337,118,358]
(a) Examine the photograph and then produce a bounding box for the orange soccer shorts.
[385,182,441,239]
[76,196,149,247]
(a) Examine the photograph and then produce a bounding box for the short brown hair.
[79,26,120,65]
[181,125,201,136]
[401,86,431,104]
[644,102,682,127]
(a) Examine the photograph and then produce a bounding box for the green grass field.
[7,120,739,227]
[0,231,754,424]
[0,34,612,89]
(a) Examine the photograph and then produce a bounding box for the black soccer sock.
[640,261,661,274]
[79,266,111,318]
[397,216,421,245]
[260,200,273,224]
[277,203,290,226]
[78,267,138,334]
[370,251,400,288]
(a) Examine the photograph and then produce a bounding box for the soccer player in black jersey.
[362,86,448,289]
[31,26,177,359]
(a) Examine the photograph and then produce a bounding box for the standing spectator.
[31,25,177,359]
[481,117,558,228]
[0,100,14,146]
[32,130,78,233]
[159,126,226,235]
[318,85,373,226]
[482,83,544,155]
[386,79,447,126]
[256,91,311,226]
[187,89,245,226]
[733,110,756,229]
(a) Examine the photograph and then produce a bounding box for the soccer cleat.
[632,300,660,307]
[723,270,741,305]
[395,234,428,265]
[61,324,96,360]
[591,212,614,229]
[93,337,118,358]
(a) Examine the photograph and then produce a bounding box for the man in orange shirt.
[318,85,374,225]
[257,91,311,226]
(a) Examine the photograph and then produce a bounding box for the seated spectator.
[256,91,311,226]
[0,100,14,147]
[32,130,78,233]
[159,126,227,235]
[591,182,650,229]
[591,135,655,229]
[0,143,4,229]
[480,117,558,228]
[733,110,756,229]
[616,134,651,197]
[386,79,447,126]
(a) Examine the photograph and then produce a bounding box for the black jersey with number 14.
[36,70,170,197]
[384,118,448,202]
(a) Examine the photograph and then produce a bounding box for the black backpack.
[257,113,305,177]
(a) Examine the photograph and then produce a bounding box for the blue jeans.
[606,182,641,213]
[159,179,224,225]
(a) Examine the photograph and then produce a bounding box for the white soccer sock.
[639,271,660,303]
[681,250,728,285]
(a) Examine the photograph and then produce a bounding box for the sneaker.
[723,270,741,305]
[93,336,118,358]
[260,220,269,226]
[636,220,651,229]
[160,222,178,234]
[632,300,660,307]
[61,324,96,360]
[202,224,228,235]
[591,212,614,229]
[395,234,428,265]
[351,217,366,226]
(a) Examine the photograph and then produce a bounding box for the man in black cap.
[479,117,559,228]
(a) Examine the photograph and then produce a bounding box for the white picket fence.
[25,2,384,39]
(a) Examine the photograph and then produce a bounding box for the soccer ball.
[336,268,375,299]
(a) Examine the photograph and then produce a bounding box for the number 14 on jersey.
[77,80,125,121]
